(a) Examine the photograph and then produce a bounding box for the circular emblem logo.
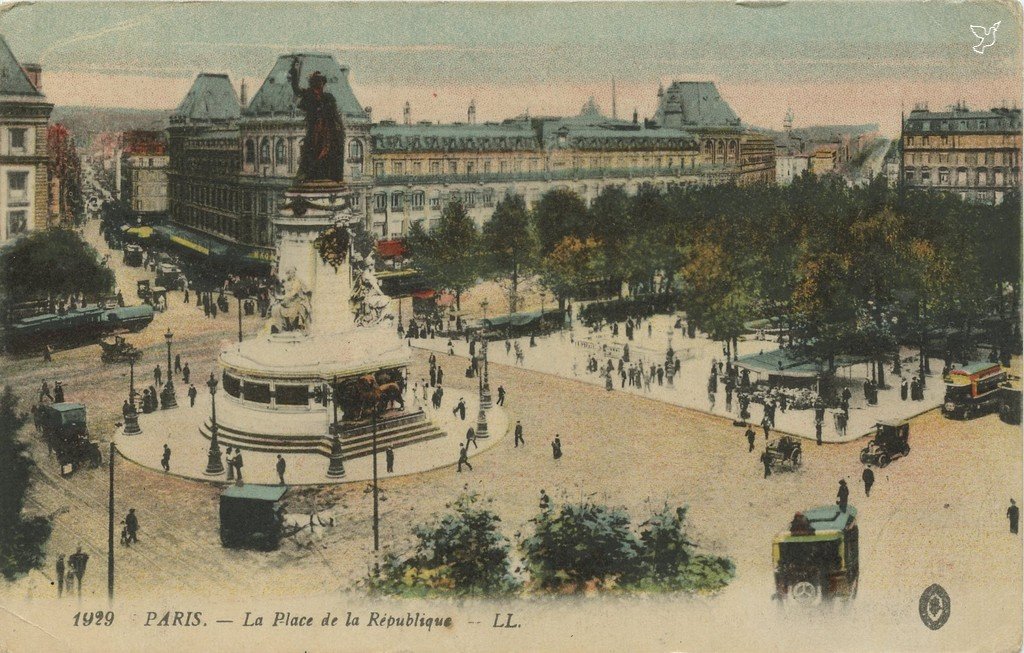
[919,584,951,630]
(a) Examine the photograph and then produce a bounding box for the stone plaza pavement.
[412,313,948,443]
[114,383,509,485]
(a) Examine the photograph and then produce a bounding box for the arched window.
[349,139,363,160]
[259,138,270,165]
[244,140,255,165]
[275,139,286,166]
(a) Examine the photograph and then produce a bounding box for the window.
[275,384,309,406]
[430,160,441,174]
[374,162,385,176]
[412,161,422,174]
[465,191,477,207]
[448,161,457,174]
[391,192,403,210]
[393,162,404,175]
[938,168,950,185]
[374,193,387,213]
[483,161,491,173]
[7,210,27,236]
[429,194,442,210]
[275,139,286,165]
[7,171,28,204]
[482,189,495,207]
[244,140,255,164]
[466,162,475,174]
[349,140,363,160]
[411,191,425,210]
[9,128,26,152]
[259,138,270,165]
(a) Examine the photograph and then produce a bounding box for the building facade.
[165,55,776,254]
[0,37,51,243]
[119,130,168,219]
[901,102,1022,204]
[775,154,811,185]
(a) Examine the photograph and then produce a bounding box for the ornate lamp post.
[540,290,546,316]
[476,359,489,438]
[665,329,675,387]
[203,372,224,476]
[123,347,142,435]
[480,337,492,409]
[326,378,345,478]
[160,328,177,409]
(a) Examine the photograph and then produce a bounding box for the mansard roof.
[655,81,741,129]
[245,53,368,124]
[172,73,240,123]
[540,118,697,151]
[370,122,538,153]
[0,35,44,98]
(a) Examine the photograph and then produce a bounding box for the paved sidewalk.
[114,387,509,485]
[413,314,946,443]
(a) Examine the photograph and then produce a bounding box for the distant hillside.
[50,106,172,146]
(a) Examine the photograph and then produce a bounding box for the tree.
[481,194,537,314]
[539,236,604,304]
[404,199,480,310]
[370,492,518,596]
[636,505,735,592]
[520,500,642,591]
[48,124,84,227]
[532,189,590,256]
[589,186,633,292]
[0,229,115,303]
[0,386,52,580]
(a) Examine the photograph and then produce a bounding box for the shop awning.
[411,289,436,299]
[125,226,154,239]
[376,239,407,259]
[153,224,228,257]
[735,349,871,379]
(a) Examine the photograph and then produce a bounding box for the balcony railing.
[371,164,735,187]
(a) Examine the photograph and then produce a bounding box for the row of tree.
[405,174,1021,377]
[369,492,734,596]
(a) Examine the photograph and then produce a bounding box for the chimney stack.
[403,101,411,126]
[632,108,638,125]
[240,79,248,109]
[21,63,41,91]
[468,99,477,125]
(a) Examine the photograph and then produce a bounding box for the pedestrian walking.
[457,444,472,472]
[43,344,53,362]
[761,415,771,440]
[466,427,478,449]
[539,489,551,512]
[188,384,197,407]
[900,377,908,401]
[161,444,171,472]
[125,509,140,544]
[815,420,823,446]
[708,391,716,412]
[453,398,466,420]
[233,451,244,483]
[174,354,182,375]
[760,450,772,478]
[154,365,162,388]
[68,547,88,596]
[496,385,505,406]
[386,446,394,473]
[551,435,562,460]
[746,426,756,452]
[40,380,52,402]
[182,363,191,384]
[55,553,65,597]
[1009,499,1019,534]
[54,382,65,403]
[514,420,525,447]
[276,454,286,485]
[447,340,454,356]
[437,366,444,386]
[862,467,875,497]
[837,480,849,513]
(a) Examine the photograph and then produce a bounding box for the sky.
[1,1,1021,135]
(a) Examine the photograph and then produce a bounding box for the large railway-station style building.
[166,53,775,261]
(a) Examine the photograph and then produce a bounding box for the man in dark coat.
[385,447,395,473]
[182,363,191,384]
[496,385,506,406]
[862,467,875,497]
[837,480,849,512]
[125,508,140,544]
[746,426,756,452]
[436,367,444,386]
[453,398,466,420]
[188,384,198,407]
[276,454,286,485]
[1009,499,1019,534]
[514,421,525,447]
[161,444,171,472]
[760,450,772,478]
[457,444,472,472]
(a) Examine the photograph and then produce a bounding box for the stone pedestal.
[123,411,141,435]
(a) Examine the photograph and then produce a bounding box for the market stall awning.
[153,224,229,257]
[735,349,870,379]
[376,239,407,259]
[125,225,154,239]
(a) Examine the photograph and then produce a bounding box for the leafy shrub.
[370,492,519,597]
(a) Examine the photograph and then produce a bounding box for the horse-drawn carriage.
[99,335,139,363]
[35,403,102,476]
[136,280,168,311]
[765,435,803,471]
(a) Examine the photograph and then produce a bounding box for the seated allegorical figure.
[266,267,312,334]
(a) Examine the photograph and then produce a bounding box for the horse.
[354,374,405,418]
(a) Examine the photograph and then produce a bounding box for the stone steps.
[199,414,448,461]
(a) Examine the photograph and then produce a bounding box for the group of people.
[54,547,89,597]
[38,380,66,404]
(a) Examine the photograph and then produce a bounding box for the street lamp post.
[540,290,546,316]
[665,329,675,387]
[236,295,244,343]
[203,373,225,476]
[371,406,380,552]
[480,338,492,410]
[123,349,142,435]
[327,378,345,478]
[160,329,177,409]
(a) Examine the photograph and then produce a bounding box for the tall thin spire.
[611,79,617,120]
